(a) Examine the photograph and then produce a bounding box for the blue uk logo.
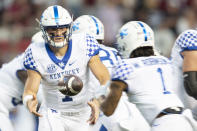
[47,64,57,73]
[120,29,128,39]
[72,22,80,31]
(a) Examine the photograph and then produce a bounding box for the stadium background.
[0,0,197,66]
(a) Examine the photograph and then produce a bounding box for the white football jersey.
[90,45,144,130]
[0,54,25,110]
[171,29,197,108]
[99,44,121,75]
[112,56,184,124]
[23,33,100,112]
[88,44,121,97]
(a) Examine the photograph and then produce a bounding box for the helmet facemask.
[40,24,72,48]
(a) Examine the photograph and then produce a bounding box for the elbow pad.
[184,71,197,100]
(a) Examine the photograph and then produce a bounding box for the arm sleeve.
[85,34,100,58]
[184,71,197,100]
[111,59,133,91]
[176,30,197,51]
[23,46,39,72]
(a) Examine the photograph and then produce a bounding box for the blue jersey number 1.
[157,68,171,94]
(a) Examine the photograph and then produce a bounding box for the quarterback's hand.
[27,95,42,117]
[87,99,100,124]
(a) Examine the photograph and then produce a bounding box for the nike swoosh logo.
[69,60,77,66]
[152,124,160,127]
[183,74,188,78]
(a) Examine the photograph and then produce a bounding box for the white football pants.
[151,109,196,131]
[92,95,150,131]
[38,105,94,131]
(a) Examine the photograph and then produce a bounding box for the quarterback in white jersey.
[73,15,150,131]
[23,5,110,131]
[171,29,197,119]
[100,21,197,131]
[0,54,36,131]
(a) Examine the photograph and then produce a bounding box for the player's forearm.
[23,70,41,97]
[23,76,40,108]
[23,87,38,97]
[95,61,110,85]
[98,67,110,85]
[100,81,123,116]
[23,78,39,97]
[89,55,110,85]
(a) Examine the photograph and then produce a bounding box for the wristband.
[95,81,110,99]
[23,95,33,107]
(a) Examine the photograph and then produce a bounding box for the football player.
[0,53,36,131]
[22,5,110,131]
[171,29,197,120]
[100,21,197,131]
[72,15,150,131]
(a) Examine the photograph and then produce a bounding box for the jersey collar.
[45,40,72,69]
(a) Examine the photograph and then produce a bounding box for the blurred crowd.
[0,0,197,65]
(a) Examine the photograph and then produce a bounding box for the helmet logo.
[120,29,128,39]
[72,22,80,31]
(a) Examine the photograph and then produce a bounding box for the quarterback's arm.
[88,54,110,85]
[88,54,110,123]
[23,70,42,116]
[100,80,126,116]
[182,51,197,99]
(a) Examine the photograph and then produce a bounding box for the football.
[58,75,83,96]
